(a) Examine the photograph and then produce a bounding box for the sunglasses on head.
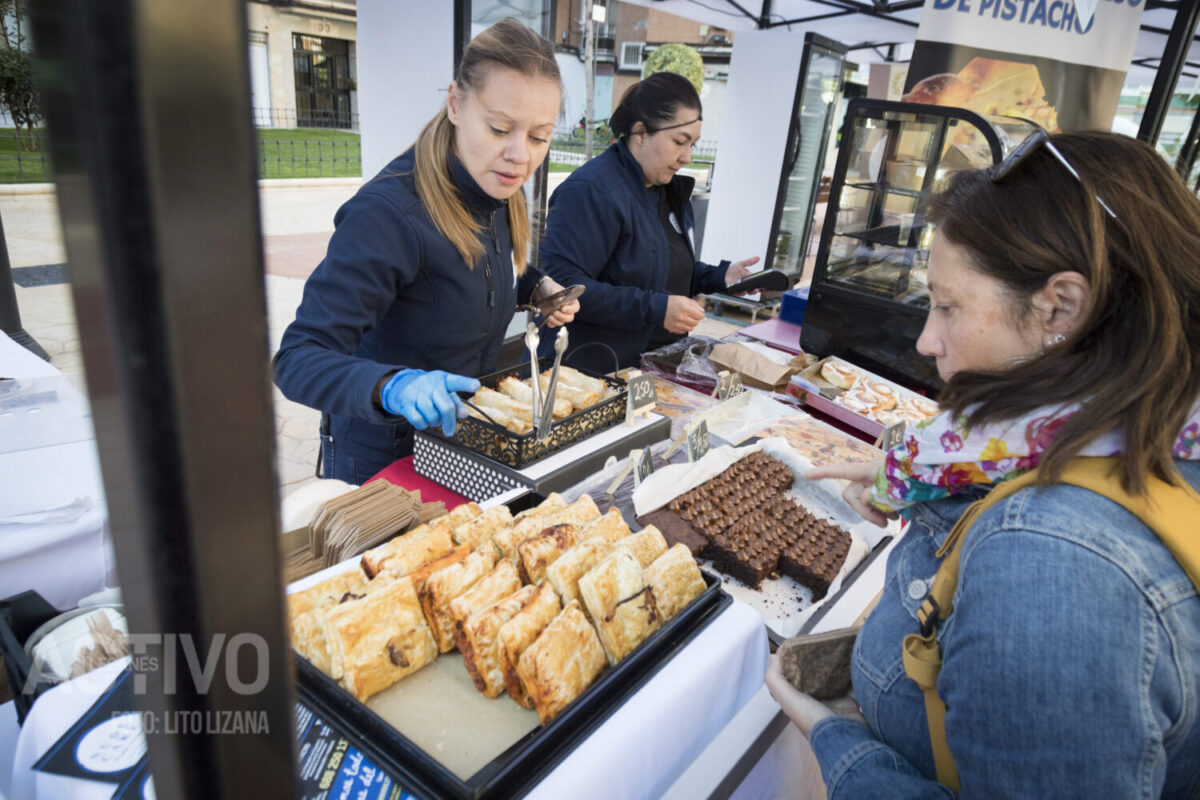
[991,129,1118,221]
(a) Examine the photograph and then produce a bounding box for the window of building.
[292,34,354,129]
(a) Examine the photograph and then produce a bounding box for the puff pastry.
[419,548,497,652]
[405,544,472,593]
[360,523,455,579]
[545,539,614,608]
[494,493,568,561]
[287,566,368,621]
[449,560,522,654]
[578,546,660,665]
[577,507,631,545]
[321,575,437,701]
[643,544,707,621]
[616,525,668,568]
[291,610,334,676]
[451,504,512,553]
[497,582,562,707]
[517,523,580,584]
[460,585,536,697]
[516,600,607,725]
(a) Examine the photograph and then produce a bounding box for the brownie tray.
[295,569,730,800]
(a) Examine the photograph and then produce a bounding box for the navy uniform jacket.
[274,148,541,479]
[538,139,728,373]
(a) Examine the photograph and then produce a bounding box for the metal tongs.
[524,322,542,427]
[536,327,569,441]
[516,284,585,329]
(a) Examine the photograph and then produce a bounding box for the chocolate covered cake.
[778,515,852,599]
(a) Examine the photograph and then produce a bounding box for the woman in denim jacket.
[766,132,1200,798]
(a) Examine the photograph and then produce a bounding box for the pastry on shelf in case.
[517,523,581,584]
[544,539,616,608]
[449,560,523,654]
[615,526,668,568]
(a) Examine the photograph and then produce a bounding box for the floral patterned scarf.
[870,402,1200,513]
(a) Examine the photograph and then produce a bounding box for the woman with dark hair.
[274,19,579,484]
[538,71,759,373]
[765,131,1200,797]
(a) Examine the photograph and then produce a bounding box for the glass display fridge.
[764,32,847,277]
[799,98,1041,394]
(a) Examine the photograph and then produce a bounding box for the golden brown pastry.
[616,526,668,568]
[492,379,573,419]
[404,544,472,593]
[291,610,334,676]
[419,548,497,652]
[321,576,437,701]
[576,507,631,545]
[449,560,522,654]
[516,600,607,725]
[494,493,569,561]
[450,504,512,553]
[497,582,563,707]
[360,522,455,579]
[460,585,536,697]
[287,566,368,620]
[643,544,707,621]
[517,523,580,584]
[819,359,858,390]
[578,546,660,665]
[466,403,531,434]
[545,539,614,608]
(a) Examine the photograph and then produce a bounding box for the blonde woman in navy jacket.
[274,20,577,484]
[538,72,757,373]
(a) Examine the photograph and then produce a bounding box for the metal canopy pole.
[1174,100,1200,179]
[29,0,296,797]
[1138,0,1200,144]
[0,212,49,359]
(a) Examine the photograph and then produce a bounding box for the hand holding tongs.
[536,327,569,441]
[516,284,585,329]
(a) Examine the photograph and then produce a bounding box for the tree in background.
[0,0,40,152]
[642,43,703,94]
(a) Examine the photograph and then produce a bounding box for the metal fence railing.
[252,107,359,131]
[547,133,719,170]
[0,130,51,182]
[257,138,362,179]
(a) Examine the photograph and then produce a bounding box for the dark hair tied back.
[610,72,701,138]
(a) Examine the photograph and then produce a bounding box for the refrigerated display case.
[765,33,847,276]
[800,98,1041,394]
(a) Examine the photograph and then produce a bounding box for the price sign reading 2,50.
[625,373,657,423]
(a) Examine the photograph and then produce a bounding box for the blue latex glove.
[379,369,481,436]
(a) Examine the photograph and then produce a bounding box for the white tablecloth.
[8,601,767,798]
[0,331,113,610]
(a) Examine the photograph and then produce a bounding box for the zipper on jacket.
[485,211,498,308]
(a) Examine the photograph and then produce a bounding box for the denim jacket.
[809,460,1200,798]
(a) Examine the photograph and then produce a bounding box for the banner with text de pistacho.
[903,0,1144,132]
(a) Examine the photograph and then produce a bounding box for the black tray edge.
[295,570,732,800]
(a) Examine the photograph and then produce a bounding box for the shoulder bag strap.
[901,456,1200,792]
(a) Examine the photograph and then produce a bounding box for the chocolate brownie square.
[636,509,708,556]
[778,516,851,600]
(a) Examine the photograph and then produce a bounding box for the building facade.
[246,0,358,130]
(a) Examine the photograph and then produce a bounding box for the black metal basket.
[430,358,627,469]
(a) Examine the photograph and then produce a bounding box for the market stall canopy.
[624,0,1200,82]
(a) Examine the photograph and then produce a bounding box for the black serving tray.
[434,358,627,469]
[295,568,731,800]
[0,591,62,723]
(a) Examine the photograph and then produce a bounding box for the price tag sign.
[715,370,746,401]
[625,372,657,424]
[686,419,710,463]
[875,421,906,452]
[633,447,654,487]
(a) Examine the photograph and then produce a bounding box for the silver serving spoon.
[537,327,569,441]
[524,321,542,429]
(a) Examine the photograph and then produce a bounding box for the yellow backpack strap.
[901,469,1040,793]
[902,456,1200,793]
